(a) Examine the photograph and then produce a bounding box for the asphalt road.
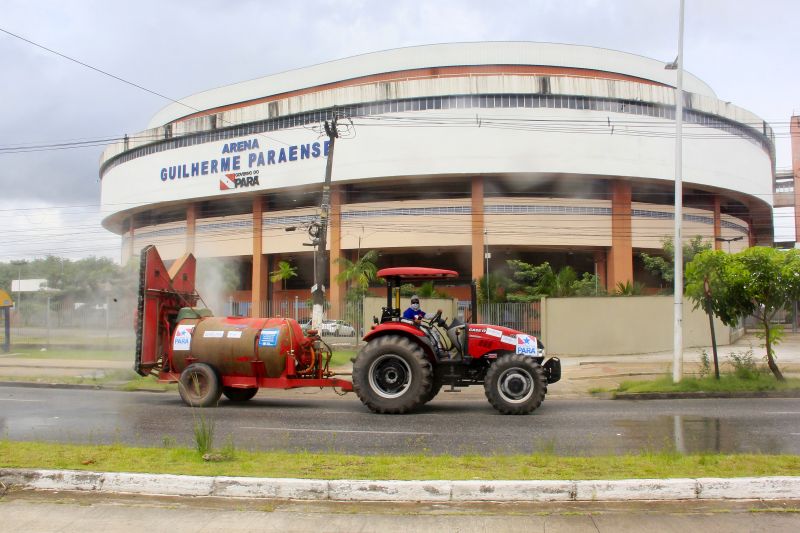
[1,385,799,455]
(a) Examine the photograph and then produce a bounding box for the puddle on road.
[614,415,786,454]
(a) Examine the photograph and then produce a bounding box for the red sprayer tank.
[134,245,352,407]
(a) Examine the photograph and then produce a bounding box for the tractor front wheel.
[484,354,546,415]
[178,363,222,407]
[353,335,432,414]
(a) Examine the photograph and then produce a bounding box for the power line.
[0,26,290,148]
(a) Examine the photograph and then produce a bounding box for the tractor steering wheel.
[429,309,443,327]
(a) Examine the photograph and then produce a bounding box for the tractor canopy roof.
[376,267,458,280]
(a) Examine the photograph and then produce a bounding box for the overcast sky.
[1,0,798,262]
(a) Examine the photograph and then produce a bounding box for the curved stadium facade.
[100,42,775,314]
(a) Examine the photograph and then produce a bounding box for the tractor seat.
[446,323,466,355]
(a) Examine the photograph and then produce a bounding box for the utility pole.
[311,116,339,330]
[672,0,686,383]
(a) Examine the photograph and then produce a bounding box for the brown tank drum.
[171,316,309,378]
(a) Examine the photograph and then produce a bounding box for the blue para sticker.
[258,328,280,347]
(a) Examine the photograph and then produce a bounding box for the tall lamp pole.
[671,0,686,383]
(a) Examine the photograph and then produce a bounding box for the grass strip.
[1,441,798,480]
[614,374,800,394]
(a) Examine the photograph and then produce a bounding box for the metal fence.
[229,298,365,346]
[743,301,799,333]
[5,298,136,349]
[0,295,542,351]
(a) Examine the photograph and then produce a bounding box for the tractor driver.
[402,295,426,323]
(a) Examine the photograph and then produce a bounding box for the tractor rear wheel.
[178,363,222,407]
[422,378,443,404]
[484,354,546,415]
[353,335,432,414]
[222,387,258,402]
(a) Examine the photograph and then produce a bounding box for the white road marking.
[0,398,44,402]
[241,426,433,436]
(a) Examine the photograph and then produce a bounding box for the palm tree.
[269,260,297,290]
[336,249,379,291]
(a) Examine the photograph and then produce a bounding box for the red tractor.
[134,246,559,415]
[351,267,560,415]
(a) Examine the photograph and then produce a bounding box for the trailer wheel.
[222,387,258,402]
[178,363,222,407]
[484,354,546,415]
[353,335,432,414]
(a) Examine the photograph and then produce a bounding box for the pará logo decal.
[220,170,260,191]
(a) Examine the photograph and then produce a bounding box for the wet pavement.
[1,384,799,455]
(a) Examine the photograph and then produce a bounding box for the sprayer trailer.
[134,246,560,414]
[134,246,353,406]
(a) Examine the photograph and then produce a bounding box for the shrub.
[728,348,759,380]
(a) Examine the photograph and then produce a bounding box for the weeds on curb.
[192,413,215,455]
[699,349,711,379]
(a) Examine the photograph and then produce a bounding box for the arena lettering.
[221,139,260,154]
[160,139,328,182]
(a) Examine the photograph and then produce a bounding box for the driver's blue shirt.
[402,307,426,321]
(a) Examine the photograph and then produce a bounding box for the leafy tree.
[1,256,126,304]
[573,272,605,296]
[477,273,508,304]
[685,250,731,379]
[641,236,711,289]
[505,260,554,301]
[686,247,800,381]
[505,260,601,299]
[269,260,297,289]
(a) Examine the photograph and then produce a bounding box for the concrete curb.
[2,469,799,502]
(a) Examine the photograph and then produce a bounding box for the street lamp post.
[668,0,686,384]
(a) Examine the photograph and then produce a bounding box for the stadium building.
[99,42,775,314]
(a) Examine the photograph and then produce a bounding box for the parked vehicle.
[331,320,356,336]
[300,319,352,336]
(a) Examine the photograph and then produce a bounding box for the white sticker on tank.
[501,335,517,346]
[173,324,195,351]
[227,330,243,339]
[203,330,224,338]
[485,327,502,338]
